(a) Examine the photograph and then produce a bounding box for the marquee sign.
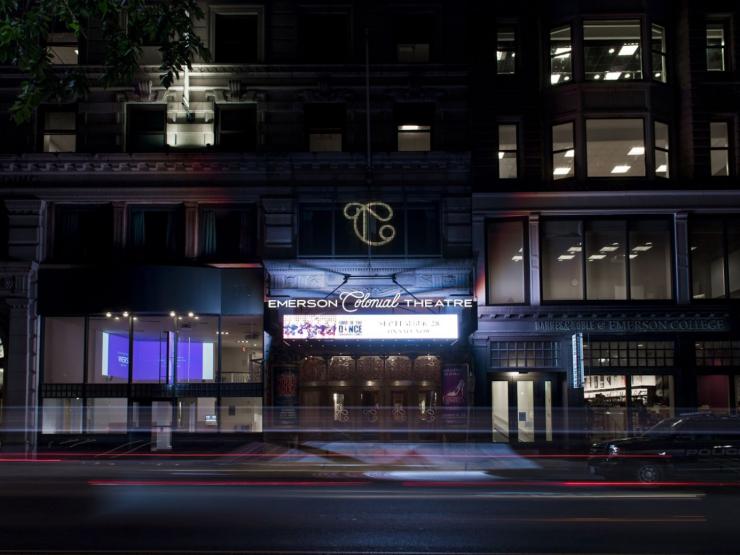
[343,202,396,246]
[282,314,459,340]
[267,291,474,312]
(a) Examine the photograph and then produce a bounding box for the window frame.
[127,204,185,261]
[549,23,573,85]
[709,120,734,177]
[497,122,519,179]
[551,121,576,180]
[209,5,265,64]
[198,204,258,262]
[540,216,675,304]
[485,217,530,306]
[653,120,670,178]
[582,18,644,82]
[705,18,732,72]
[39,106,77,153]
[584,116,648,178]
[650,23,668,82]
[689,215,740,301]
[496,22,518,75]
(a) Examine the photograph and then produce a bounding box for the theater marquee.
[282,314,459,340]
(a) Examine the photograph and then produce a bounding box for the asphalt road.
[0,462,738,554]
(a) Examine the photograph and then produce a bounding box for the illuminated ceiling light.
[557,254,576,261]
[564,149,575,158]
[563,75,571,81]
[74,49,79,56]
[498,151,505,159]
[553,167,572,176]
[587,254,607,260]
[599,245,620,252]
[654,72,662,78]
[178,316,183,320]
[496,50,504,60]
[594,74,602,80]
[188,312,194,317]
[567,246,582,253]
[628,146,645,155]
[608,48,616,54]
[511,255,523,262]
[629,254,638,259]
[632,244,653,252]
[690,246,697,251]
[610,165,631,174]
[550,74,561,84]
[194,316,200,320]
[618,43,639,56]
[105,312,112,318]
[624,73,632,79]
[604,71,622,80]
[122,311,129,317]
[656,164,668,173]
[399,124,422,131]
[133,316,138,321]
[553,47,570,55]
[114,316,120,320]
[169,311,176,317]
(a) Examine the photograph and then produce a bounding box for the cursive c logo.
[343,202,396,246]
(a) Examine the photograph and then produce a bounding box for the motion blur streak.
[88,480,371,487]
[400,480,740,488]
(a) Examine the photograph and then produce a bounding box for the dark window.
[691,216,740,299]
[695,341,740,367]
[585,341,675,368]
[542,218,672,301]
[487,220,526,304]
[496,25,517,74]
[214,14,259,63]
[395,14,435,62]
[299,202,440,257]
[200,205,257,261]
[651,24,667,82]
[490,341,560,369]
[128,206,184,261]
[305,104,345,152]
[127,105,166,152]
[0,113,33,154]
[217,105,256,151]
[301,13,350,63]
[396,103,433,152]
[53,204,113,262]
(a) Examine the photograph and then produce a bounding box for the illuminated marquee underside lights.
[283,314,459,340]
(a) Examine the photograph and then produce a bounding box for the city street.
[0,455,738,554]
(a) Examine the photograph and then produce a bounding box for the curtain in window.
[131,211,146,247]
[201,209,217,257]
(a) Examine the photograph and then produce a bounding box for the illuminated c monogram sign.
[343,202,396,246]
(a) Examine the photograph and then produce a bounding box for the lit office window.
[46,24,79,64]
[584,20,642,81]
[176,318,218,384]
[486,220,526,304]
[541,220,584,301]
[552,122,575,179]
[132,316,175,384]
[396,104,433,151]
[691,217,740,299]
[706,22,728,71]
[586,119,645,177]
[396,15,434,63]
[498,124,518,178]
[585,220,627,301]
[651,24,667,82]
[306,103,344,152]
[654,122,670,178]
[585,341,675,368]
[42,111,76,153]
[496,25,516,74]
[710,122,730,176]
[550,26,572,84]
[628,220,672,300]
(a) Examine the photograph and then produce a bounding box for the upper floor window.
[128,206,183,261]
[46,22,78,65]
[42,109,76,153]
[497,124,518,179]
[200,205,257,262]
[552,122,575,180]
[541,218,672,301]
[710,121,731,176]
[584,20,642,81]
[586,119,645,177]
[299,202,440,257]
[306,104,344,152]
[549,25,572,84]
[690,216,740,299]
[127,104,166,152]
[53,204,112,262]
[395,14,435,63]
[654,121,670,178]
[212,9,261,63]
[301,12,351,63]
[496,25,517,74]
[651,24,667,82]
[216,104,256,152]
[706,20,729,71]
[486,220,526,304]
[396,104,433,152]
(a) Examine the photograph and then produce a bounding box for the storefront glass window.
[628,219,672,299]
[220,316,263,383]
[586,119,646,177]
[43,317,84,383]
[41,398,82,434]
[630,375,674,434]
[695,341,740,366]
[87,317,129,384]
[586,341,675,368]
[585,220,627,300]
[696,375,730,414]
[585,374,628,440]
[86,398,128,433]
[490,341,560,369]
[541,220,584,301]
[132,316,174,384]
[219,397,262,433]
[177,397,218,432]
[177,317,217,383]
[584,20,642,81]
[691,218,727,299]
[486,220,526,304]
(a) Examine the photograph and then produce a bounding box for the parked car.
[588,413,740,483]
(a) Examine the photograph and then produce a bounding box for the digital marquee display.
[282,314,458,340]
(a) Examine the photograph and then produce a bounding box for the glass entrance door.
[491,375,556,443]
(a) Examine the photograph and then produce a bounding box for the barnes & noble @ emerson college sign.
[535,317,729,333]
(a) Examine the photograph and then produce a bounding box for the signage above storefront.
[534,317,728,333]
[267,291,474,312]
[283,314,459,340]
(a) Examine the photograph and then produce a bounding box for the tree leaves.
[0,0,209,123]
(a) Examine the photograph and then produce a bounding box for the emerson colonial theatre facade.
[1,0,740,450]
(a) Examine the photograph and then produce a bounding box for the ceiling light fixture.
[553,167,572,175]
[611,165,631,174]
[604,71,622,80]
[628,146,645,155]
[618,43,639,56]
